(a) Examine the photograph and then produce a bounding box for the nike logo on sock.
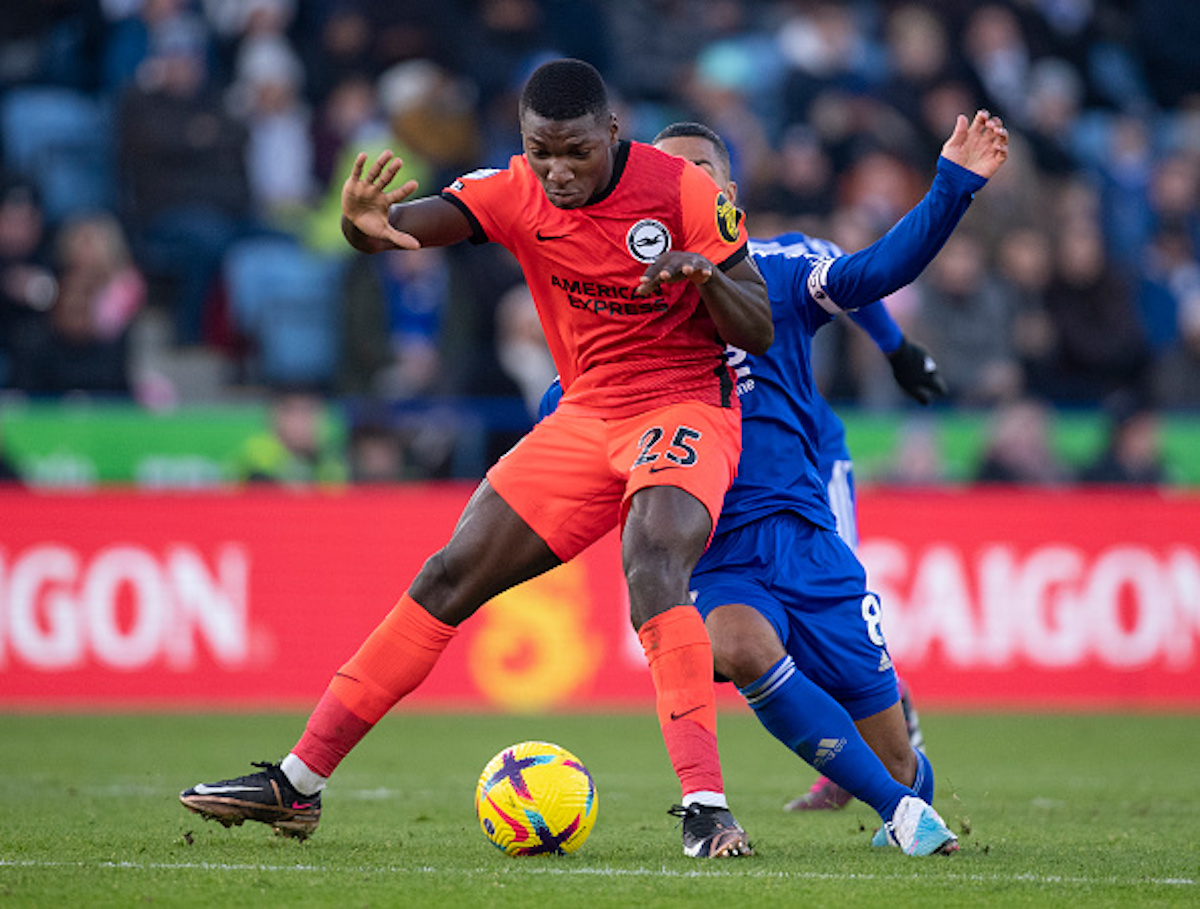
[192,783,260,795]
[669,705,705,721]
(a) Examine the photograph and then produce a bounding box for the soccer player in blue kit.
[542,109,1008,854]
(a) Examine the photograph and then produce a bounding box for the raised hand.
[940,110,1009,179]
[341,151,422,250]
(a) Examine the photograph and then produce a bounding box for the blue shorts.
[691,511,899,720]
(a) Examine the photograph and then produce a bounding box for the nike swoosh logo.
[669,705,705,721]
[536,230,570,241]
[291,801,315,810]
[648,464,681,473]
[192,783,261,795]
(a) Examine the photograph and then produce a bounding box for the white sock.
[280,753,328,796]
[682,790,728,809]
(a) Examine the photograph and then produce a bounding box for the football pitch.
[1,710,1196,907]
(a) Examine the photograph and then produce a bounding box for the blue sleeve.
[818,157,987,311]
[537,377,563,422]
[848,301,903,354]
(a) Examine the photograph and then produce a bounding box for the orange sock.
[293,593,456,776]
[638,605,724,798]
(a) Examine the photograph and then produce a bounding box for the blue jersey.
[704,157,987,543]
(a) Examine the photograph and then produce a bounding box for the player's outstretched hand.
[888,337,949,405]
[637,252,715,296]
[940,110,1008,180]
[341,151,422,251]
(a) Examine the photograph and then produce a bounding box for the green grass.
[1,711,1197,907]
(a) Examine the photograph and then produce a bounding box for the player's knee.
[703,605,785,688]
[410,549,468,622]
[708,633,781,690]
[624,554,692,627]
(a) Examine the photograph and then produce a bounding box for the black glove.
[887,337,948,405]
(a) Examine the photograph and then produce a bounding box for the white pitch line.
[0,860,1195,888]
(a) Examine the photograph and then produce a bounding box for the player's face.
[654,135,736,203]
[521,110,618,209]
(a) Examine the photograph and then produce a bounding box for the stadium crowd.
[0,0,1197,484]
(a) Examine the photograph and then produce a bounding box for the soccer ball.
[475,740,598,856]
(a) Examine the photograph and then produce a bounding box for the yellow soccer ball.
[475,740,598,856]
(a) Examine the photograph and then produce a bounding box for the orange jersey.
[442,140,749,418]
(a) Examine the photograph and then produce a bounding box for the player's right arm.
[340,150,472,253]
[799,110,1006,315]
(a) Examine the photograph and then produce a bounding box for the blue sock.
[739,655,913,821]
[911,748,935,804]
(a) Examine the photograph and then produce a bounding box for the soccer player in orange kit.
[181,58,772,858]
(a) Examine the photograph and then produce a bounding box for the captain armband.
[805,256,845,314]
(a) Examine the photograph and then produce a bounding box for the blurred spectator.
[684,38,777,194]
[1133,0,1200,109]
[1036,222,1150,404]
[227,36,315,225]
[454,0,549,110]
[602,0,737,112]
[961,4,1033,124]
[102,0,199,98]
[974,397,1070,485]
[347,415,406,484]
[233,387,346,484]
[1138,223,1200,357]
[298,3,376,101]
[837,146,926,238]
[378,58,481,187]
[747,123,834,221]
[1147,155,1200,259]
[0,177,55,386]
[1021,57,1086,177]
[996,226,1056,391]
[8,211,145,397]
[494,281,555,419]
[1078,395,1167,485]
[911,231,1022,405]
[116,13,255,346]
[337,247,447,400]
[1093,114,1155,272]
[310,74,380,187]
[878,4,962,159]
[881,416,946,486]
[777,0,885,127]
[0,0,105,91]
[1151,236,1200,408]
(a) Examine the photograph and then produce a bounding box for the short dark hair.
[653,121,732,177]
[520,58,609,122]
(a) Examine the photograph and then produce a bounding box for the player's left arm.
[808,110,1007,313]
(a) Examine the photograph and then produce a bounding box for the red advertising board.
[857,488,1200,710]
[1,486,1197,711]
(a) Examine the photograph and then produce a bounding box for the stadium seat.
[223,237,345,387]
[0,86,116,222]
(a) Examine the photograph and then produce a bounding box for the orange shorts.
[487,401,741,562]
